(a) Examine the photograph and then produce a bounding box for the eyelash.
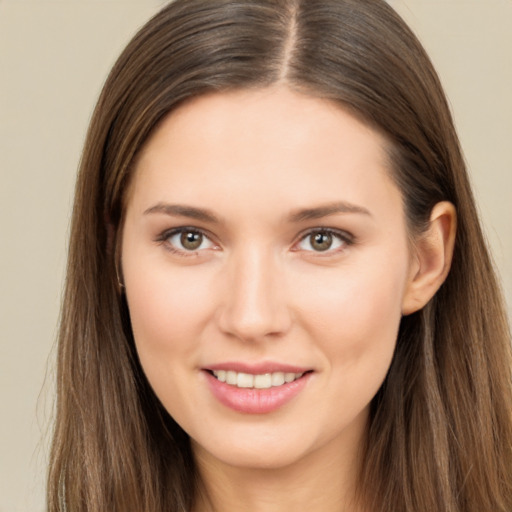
[155,227,217,257]
[155,226,355,257]
[294,228,354,255]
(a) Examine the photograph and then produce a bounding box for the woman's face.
[121,87,416,471]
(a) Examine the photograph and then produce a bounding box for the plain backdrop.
[0,1,510,510]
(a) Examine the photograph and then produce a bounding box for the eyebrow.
[143,200,371,224]
[287,201,372,222]
[144,203,221,224]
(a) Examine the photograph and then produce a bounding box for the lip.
[203,365,313,414]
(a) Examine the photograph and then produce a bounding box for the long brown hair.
[48,1,512,511]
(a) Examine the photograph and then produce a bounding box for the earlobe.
[402,201,457,315]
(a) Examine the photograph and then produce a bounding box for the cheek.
[124,262,216,362]
[293,250,408,374]
[298,263,404,329]
[123,263,220,421]
[301,267,405,423]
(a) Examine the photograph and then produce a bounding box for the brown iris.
[310,232,333,251]
[180,231,203,250]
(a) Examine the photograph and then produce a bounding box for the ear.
[402,201,457,315]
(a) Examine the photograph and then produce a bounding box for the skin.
[121,87,456,512]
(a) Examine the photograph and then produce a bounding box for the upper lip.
[204,361,312,374]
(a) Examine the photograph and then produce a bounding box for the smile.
[205,367,313,414]
[211,370,305,389]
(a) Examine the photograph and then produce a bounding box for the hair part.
[48,1,512,511]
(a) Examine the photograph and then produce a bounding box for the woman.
[48,1,512,511]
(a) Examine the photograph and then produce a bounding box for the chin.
[195,444,309,471]
[190,426,317,471]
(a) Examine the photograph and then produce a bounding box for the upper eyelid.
[158,226,215,242]
[295,227,354,243]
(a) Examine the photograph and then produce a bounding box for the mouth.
[204,367,313,414]
[207,369,309,389]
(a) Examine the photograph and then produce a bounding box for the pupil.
[181,231,202,250]
[312,232,332,251]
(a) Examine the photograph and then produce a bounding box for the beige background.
[0,1,510,510]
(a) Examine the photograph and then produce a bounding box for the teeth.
[271,372,285,386]
[215,370,227,382]
[212,370,304,389]
[254,373,272,389]
[237,373,254,388]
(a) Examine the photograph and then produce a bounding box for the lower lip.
[204,371,311,414]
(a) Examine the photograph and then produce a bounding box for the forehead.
[138,86,388,166]
[128,86,401,223]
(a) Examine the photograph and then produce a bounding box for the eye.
[296,229,351,253]
[159,228,216,254]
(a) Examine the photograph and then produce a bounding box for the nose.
[217,245,292,342]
